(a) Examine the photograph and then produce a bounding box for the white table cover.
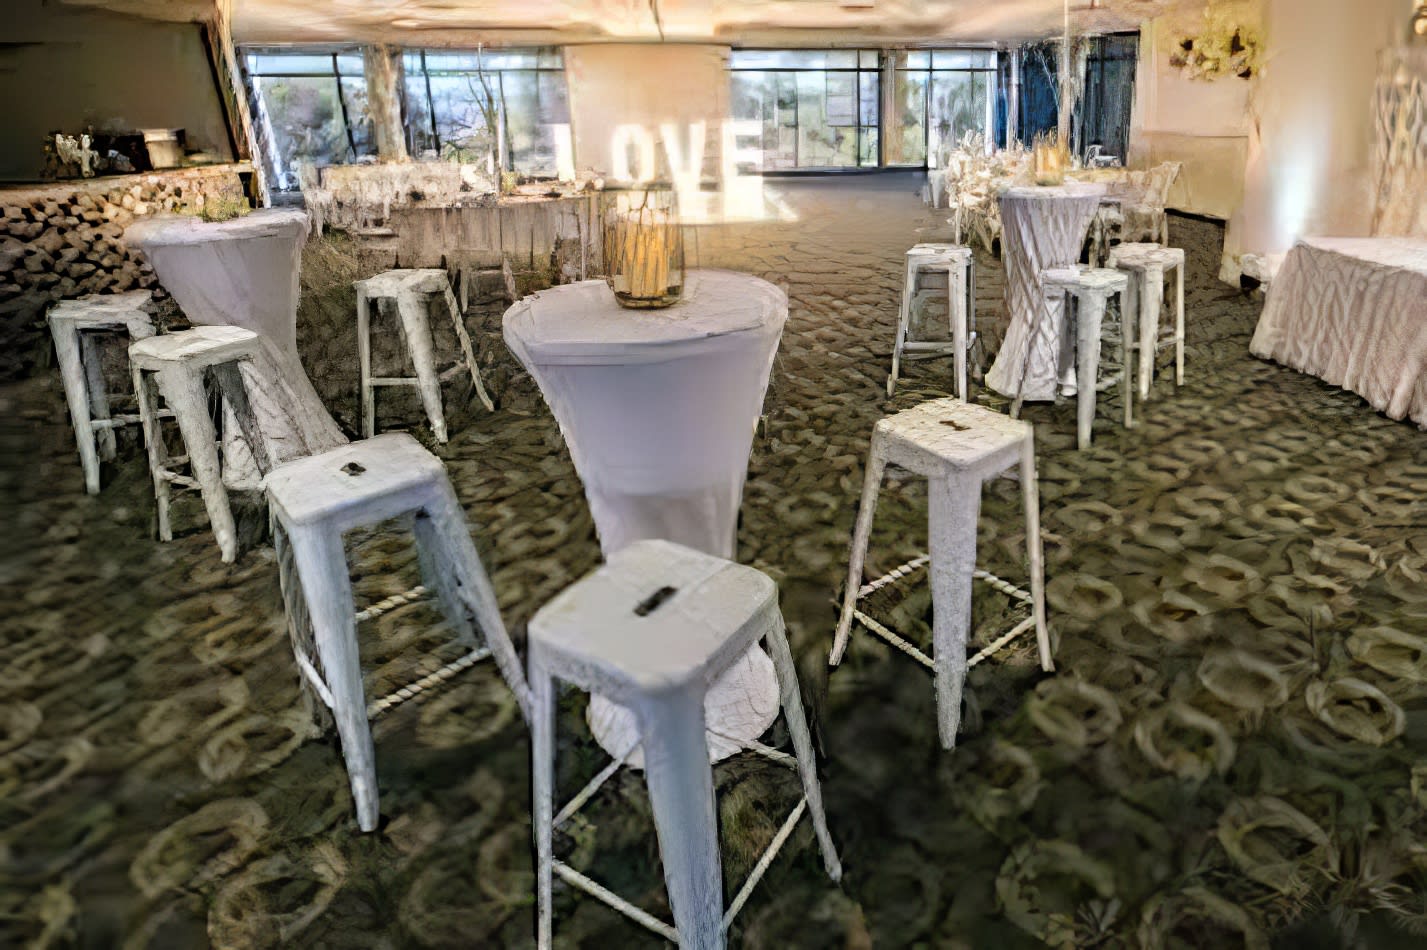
[504,269,786,765]
[1250,237,1427,428]
[127,210,346,486]
[985,184,1106,402]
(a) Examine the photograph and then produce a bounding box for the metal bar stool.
[888,243,976,400]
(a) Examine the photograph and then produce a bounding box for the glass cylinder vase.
[601,188,685,309]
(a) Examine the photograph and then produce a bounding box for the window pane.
[929,70,992,152]
[246,53,335,76]
[900,50,931,70]
[428,73,496,163]
[253,75,348,188]
[887,67,926,165]
[730,49,858,70]
[334,53,365,77]
[932,49,996,70]
[859,50,881,69]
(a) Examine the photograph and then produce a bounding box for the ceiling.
[62,0,1191,45]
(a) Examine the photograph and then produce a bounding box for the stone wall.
[0,163,251,379]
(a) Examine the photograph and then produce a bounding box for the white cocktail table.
[504,269,787,765]
[985,183,1106,402]
[127,209,345,485]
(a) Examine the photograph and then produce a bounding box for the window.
[889,49,997,168]
[244,50,372,191]
[729,50,880,170]
[402,48,568,177]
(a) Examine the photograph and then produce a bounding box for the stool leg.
[765,616,841,881]
[287,524,380,831]
[131,366,172,542]
[831,444,887,666]
[950,262,967,402]
[413,485,531,717]
[52,322,101,494]
[80,331,118,462]
[443,283,495,413]
[1021,437,1053,672]
[927,475,981,749]
[636,691,724,950]
[1138,265,1163,401]
[530,662,556,950]
[1174,262,1185,387]
[357,289,375,439]
[394,290,448,444]
[156,365,238,563]
[212,360,273,476]
[1121,280,1136,430]
[888,258,914,397]
[968,258,983,382]
[1076,292,1108,451]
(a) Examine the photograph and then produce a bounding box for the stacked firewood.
[0,167,246,377]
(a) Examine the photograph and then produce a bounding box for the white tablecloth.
[1250,237,1427,428]
[126,210,345,484]
[504,269,786,764]
[985,184,1106,401]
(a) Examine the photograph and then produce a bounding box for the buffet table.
[504,269,787,764]
[1250,237,1427,428]
[985,183,1106,402]
[126,209,346,484]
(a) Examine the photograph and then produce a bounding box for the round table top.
[1000,182,1107,202]
[125,207,309,248]
[503,269,786,365]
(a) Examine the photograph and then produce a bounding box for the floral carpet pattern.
[2,173,1426,948]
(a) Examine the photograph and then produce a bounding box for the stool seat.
[129,325,259,368]
[531,541,775,696]
[1107,242,1187,401]
[356,267,493,443]
[130,325,270,561]
[1109,242,1185,270]
[908,242,973,264]
[48,290,155,328]
[354,268,451,298]
[889,242,977,400]
[1034,266,1134,448]
[832,398,1051,749]
[264,432,448,530]
[47,291,156,494]
[529,540,840,950]
[875,399,1029,477]
[1042,266,1130,294]
[266,433,528,832]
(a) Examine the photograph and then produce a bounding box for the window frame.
[729,48,883,171]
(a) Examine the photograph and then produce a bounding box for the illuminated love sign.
[549,120,765,223]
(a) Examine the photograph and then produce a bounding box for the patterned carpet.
[2,172,1426,948]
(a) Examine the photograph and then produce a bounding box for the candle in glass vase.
[602,191,684,309]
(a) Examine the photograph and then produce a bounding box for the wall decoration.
[1169,7,1262,81]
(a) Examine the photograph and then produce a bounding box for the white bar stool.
[888,243,976,400]
[355,268,494,444]
[130,326,272,563]
[1107,242,1186,400]
[830,399,1052,749]
[1039,266,1133,450]
[528,539,841,950]
[47,291,157,494]
[264,432,529,832]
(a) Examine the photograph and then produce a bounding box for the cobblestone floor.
[4,173,1427,948]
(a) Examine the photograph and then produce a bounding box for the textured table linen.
[1250,237,1427,428]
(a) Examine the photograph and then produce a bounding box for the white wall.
[563,44,731,179]
[1130,2,1260,221]
[1224,0,1407,277]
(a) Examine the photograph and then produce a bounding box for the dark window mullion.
[332,53,358,159]
[421,51,441,154]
